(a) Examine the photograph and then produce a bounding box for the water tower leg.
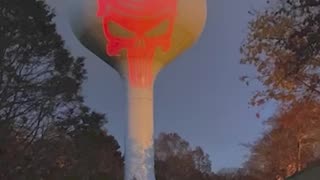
[125,85,155,180]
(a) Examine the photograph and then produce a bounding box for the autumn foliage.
[240,0,320,179]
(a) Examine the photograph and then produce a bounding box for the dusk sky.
[48,0,277,172]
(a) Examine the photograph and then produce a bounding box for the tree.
[244,99,320,179]
[240,0,320,106]
[155,132,213,180]
[276,100,320,172]
[54,106,124,180]
[241,2,320,177]
[244,128,295,180]
[216,168,256,180]
[0,0,125,179]
[0,107,124,180]
[0,0,85,145]
[192,146,213,174]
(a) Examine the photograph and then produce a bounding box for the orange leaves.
[241,5,320,106]
[277,100,320,130]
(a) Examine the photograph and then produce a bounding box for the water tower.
[67,0,207,179]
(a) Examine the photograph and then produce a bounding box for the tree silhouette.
[155,132,214,180]
[0,0,86,146]
[0,0,123,179]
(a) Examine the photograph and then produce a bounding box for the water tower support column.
[125,82,155,180]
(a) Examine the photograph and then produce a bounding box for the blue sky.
[48,0,276,172]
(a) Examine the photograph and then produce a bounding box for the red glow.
[97,0,177,87]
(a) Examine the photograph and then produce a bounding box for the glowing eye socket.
[107,21,134,38]
[145,20,169,38]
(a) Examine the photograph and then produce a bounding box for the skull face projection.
[97,0,178,87]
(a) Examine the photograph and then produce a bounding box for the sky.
[47,0,276,172]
